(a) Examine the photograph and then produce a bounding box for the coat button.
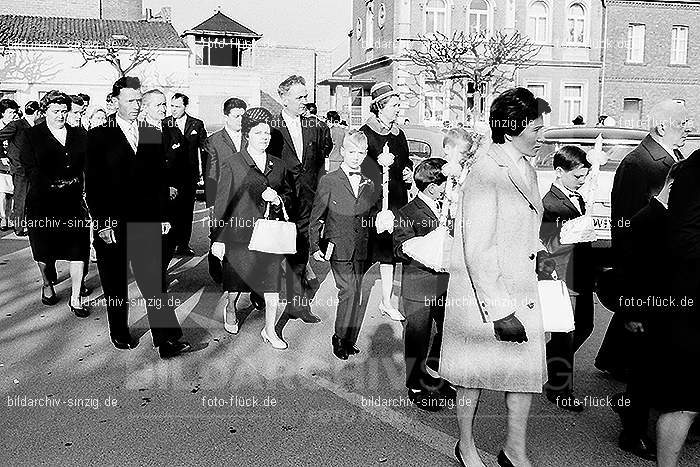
[481,302,486,308]
[527,302,534,309]
[529,253,535,260]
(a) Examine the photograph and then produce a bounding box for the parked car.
[402,124,447,165]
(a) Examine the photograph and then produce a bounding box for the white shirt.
[282,109,304,163]
[554,180,585,215]
[249,147,267,173]
[116,114,138,153]
[224,125,242,152]
[417,191,441,219]
[47,125,67,146]
[341,163,362,197]
[176,115,187,134]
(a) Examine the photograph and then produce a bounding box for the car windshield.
[535,143,636,171]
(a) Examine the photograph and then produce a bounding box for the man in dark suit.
[269,75,333,323]
[85,77,190,359]
[598,100,691,460]
[164,93,207,256]
[0,101,41,236]
[201,97,247,286]
[309,130,375,359]
[539,146,594,412]
[393,158,454,411]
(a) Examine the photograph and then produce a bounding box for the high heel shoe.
[497,450,516,467]
[223,293,240,334]
[261,328,288,350]
[41,284,59,306]
[379,301,404,321]
[69,296,90,318]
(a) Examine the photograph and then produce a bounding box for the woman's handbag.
[248,201,297,255]
[538,279,575,332]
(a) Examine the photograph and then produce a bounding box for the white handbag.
[538,279,575,333]
[248,201,297,255]
[400,226,453,273]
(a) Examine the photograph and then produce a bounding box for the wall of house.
[0,0,143,20]
[603,0,700,125]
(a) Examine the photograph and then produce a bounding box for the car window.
[535,143,636,170]
[407,139,431,160]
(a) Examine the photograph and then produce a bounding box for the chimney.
[146,6,173,22]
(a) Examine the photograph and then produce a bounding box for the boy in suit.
[394,157,455,411]
[309,130,376,360]
[539,145,593,411]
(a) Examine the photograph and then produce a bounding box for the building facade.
[602,0,700,127]
[347,0,603,126]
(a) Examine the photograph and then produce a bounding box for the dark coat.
[359,123,413,211]
[211,147,295,245]
[203,128,240,207]
[611,135,678,268]
[163,114,207,185]
[18,121,87,219]
[161,118,190,191]
[308,168,376,262]
[393,196,449,302]
[85,115,169,230]
[0,117,31,175]
[539,184,593,293]
[268,113,333,230]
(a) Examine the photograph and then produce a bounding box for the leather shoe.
[250,292,266,311]
[111,335,139,350]
[288,306,321,323]
[619,432,657,461]
[345,341,360,355]
[332,335,348,360]
[438,381,457,400]
[14,229,28,237]
[175,246,196,257]
[41,285,59,306]
[546,390,585,413]
[159,339,192,359]
[407,389,443,412]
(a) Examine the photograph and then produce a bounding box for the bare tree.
[402,30,541,121]
[74,36,157,78]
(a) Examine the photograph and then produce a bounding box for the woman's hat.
[241,107,273,135]
[370,82,400,105]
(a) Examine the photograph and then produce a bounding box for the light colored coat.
[440,143,547,393]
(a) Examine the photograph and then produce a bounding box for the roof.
[185,11,261,38]
[0,15,187,49]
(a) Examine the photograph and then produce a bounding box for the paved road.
[1,203,698,466]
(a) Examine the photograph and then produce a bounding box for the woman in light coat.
[441,88,551,467]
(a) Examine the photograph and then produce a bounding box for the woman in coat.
[441,88,550,467]
[359,82,413,322]
[19,91,90,317]
[210,107,295,350]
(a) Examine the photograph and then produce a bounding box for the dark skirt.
[27,188,90,262]
[223,243,282,294]
[367,229,395,265]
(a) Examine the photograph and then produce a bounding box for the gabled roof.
[185,11,262,38]
[0,15,187,49]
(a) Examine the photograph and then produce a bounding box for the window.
[425,0,448,35]
[671,26,688,65]
[526,82,551,125]
[528,1,549,43]
[467,0,491,36]
[465,81,487,119]
[0,90,17,100]
[627,24,645,63]
[567,3,586,44]
[622,98,642,128]
[194,36,254,67]
[423,81,446,125]
[366,1,375,51]
[350,87,370,127]
[561,84,584,124]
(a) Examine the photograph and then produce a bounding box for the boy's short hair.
[443,127,474,149]
[223,97,247,115]
[341,129,368,150]
[414,158,447,192]
[553,145,591,171]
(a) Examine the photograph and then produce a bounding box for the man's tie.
[348,172,361,176]
[674,148,684,161]
[571,192,586,215]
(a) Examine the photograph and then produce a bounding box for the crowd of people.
[1,75,698,466]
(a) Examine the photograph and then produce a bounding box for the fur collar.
[364,114,400,136]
